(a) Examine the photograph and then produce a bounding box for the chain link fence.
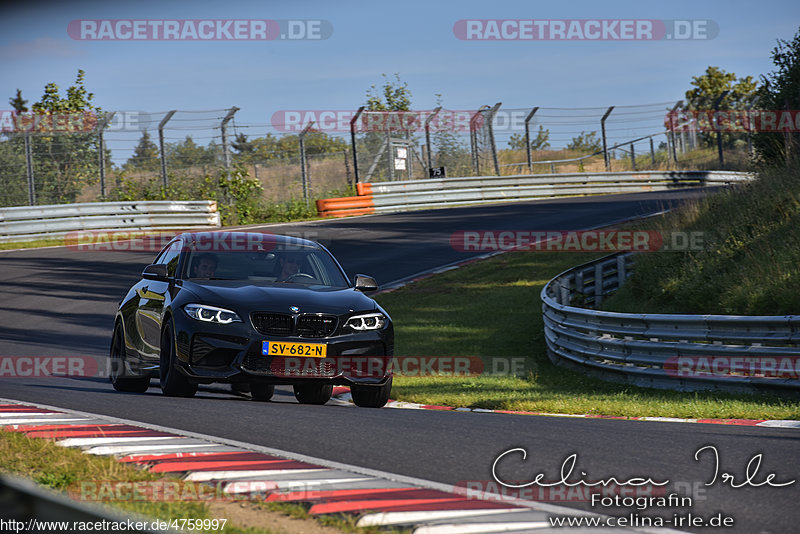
[0,100,761,208]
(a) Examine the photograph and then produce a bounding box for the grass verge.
[602,163,800,315]
[373,250,800,419]
[0,429,406,534]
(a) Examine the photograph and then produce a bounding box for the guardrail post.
[220,106,239,170]
[600,106,615,172]
[524,107,539,173]
[350,106,365,184]
[96,112,114,200]
[594,263,604,305]
[559,281,570,306]
[299,121,314,205]
[616,255,627,285]
[158,110,176,188]
[488,102,502,176]
[424,106,441,174]
[23,133,35,206]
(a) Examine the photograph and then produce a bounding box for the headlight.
[344,312,386,331]
[184,304,242,324]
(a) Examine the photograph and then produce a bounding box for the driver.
[191,253,217,278]
[276,253,303,281]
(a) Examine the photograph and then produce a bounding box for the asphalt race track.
[1,189,798,533]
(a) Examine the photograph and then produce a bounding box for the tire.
[159,322,197,398]
[250,383,275,402]
[293,383,333,405]
[109,323,150,393]
[351,377,392,408]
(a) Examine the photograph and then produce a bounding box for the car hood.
[180,280,378,315]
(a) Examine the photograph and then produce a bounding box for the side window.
[156,241,182,278]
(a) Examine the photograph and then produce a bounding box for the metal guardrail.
[317,170,753,217]
[0,200,220,243]
[541,253,800,392]
[0,475,173,533]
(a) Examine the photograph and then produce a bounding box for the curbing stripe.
[327,390,800,428]
[86,442,237,456]
[224,477,385,495]
[0,417,92,425]
[184,468,325,482]
[757,420,800,428]
[310,497,499,515]
[56,436,182,447]
[120,451,271,463]
[150,459,317,473]
[356,509,526,528]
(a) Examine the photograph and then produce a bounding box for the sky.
[2,0,799,161]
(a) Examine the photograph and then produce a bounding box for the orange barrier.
[316,195,375,218]
[356,183,373,196]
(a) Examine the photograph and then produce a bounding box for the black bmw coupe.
[110,231,394,408]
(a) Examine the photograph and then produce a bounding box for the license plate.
[262,341,327,358]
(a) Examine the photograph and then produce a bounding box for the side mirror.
[354,274,378,292]
[142,263,169,281]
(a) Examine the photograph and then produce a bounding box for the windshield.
[182,244,349,288]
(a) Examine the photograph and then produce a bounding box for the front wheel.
[293,383,332,405]
[351,377,392,408]
[250,383,275,401]
[109,323,150,393]
[159,322,197,398]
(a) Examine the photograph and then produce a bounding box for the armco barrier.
[541,253,800,392]
[0,200,220,243]
[316,170,753,217]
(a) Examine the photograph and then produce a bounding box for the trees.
[366,73,412,112]
[567,131,601,152]
[0,91,29,206]
[231,131,348,164]
[683,66,758,148]
[124,131,160,171]
[27,69,102,203]
[508,125,550,151]
[753,27,800,165]
[166,136,218,168]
